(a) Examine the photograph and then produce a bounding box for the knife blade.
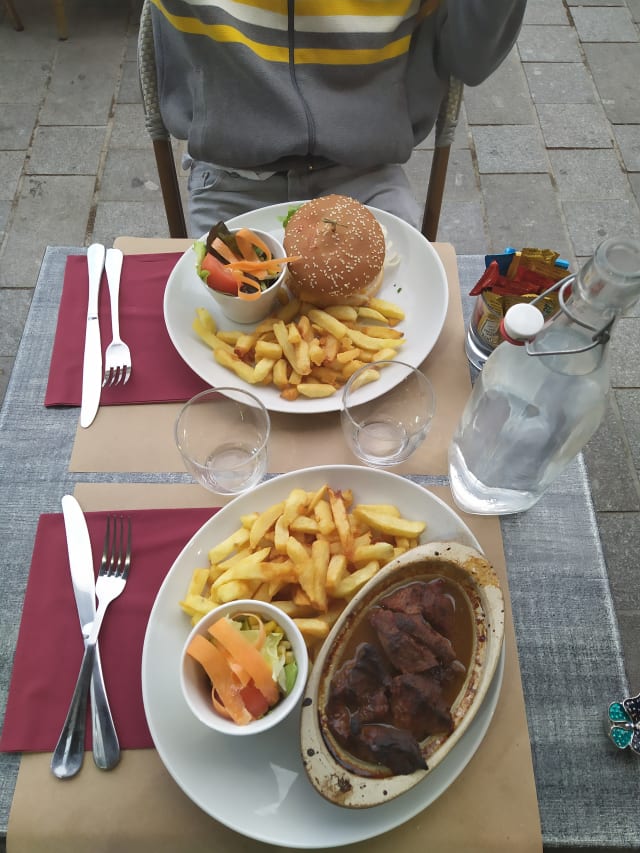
[80,243,106,428]
[54,495,120,776]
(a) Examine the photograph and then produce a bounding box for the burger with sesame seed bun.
[283,195,386,307]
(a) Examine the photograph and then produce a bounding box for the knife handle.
[91,646,120,770]
[51,645,96,778]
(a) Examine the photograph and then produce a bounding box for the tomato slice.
[240,681,272,718]
[201,253,238,294]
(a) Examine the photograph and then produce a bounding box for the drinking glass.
[175,388,270,495]
[341,361,435,467]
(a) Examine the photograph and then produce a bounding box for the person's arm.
[434,0,528,86]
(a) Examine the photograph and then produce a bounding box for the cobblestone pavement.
[1,0,639,696]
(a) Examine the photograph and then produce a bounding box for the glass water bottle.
[449,236,640,515]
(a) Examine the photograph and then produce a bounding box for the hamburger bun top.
[283,195,385,306]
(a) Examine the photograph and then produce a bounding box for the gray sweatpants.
[185,159,422,237]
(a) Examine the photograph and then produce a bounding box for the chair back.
[137,0,461,242]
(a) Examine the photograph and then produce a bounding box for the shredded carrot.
[236,277,263,301]
[211,237,238,264]
[226,256,299,273]
[186,633,253,725]
[208,617,279,706]
[235,228,272,263]
[234,613,266,649]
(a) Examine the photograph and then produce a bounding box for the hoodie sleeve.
[434,0,528,87]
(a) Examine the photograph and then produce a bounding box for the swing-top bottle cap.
[502,302,545,343]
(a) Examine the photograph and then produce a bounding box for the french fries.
[179,484,426,659]
[192,289,405,399]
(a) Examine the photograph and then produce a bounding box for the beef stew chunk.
[378,577,455,636]
[325,580,465,776]
[390,672,453,740]
[358,724,428,775]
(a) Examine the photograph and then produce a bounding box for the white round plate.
[163,203,448,414]
[141,465,504,849]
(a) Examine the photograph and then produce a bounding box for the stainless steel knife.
[51,495,120,778]
[80,243,106,428]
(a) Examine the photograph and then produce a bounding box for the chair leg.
[52,0,68,39]
[421,145,451,243]
[4,0,24,30]
[153,139,188,238]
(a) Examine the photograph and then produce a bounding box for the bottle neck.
[525,277,610,375]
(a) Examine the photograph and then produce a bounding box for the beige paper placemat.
[69,243,471,476]
[8,483,541,853]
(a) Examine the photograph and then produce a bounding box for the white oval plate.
[163,203,448,414]
[141,465,505,849]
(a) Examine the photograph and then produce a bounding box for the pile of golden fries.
[180,484,426,659]
[192,291,405,399]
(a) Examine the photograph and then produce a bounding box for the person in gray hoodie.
[149,0,527,233]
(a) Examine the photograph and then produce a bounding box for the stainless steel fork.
[51,515,132,779]
[102,248,132,387]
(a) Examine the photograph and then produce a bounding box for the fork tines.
[101,515,132,579]
[103,364,131,388]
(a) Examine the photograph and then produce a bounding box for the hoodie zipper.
[287,0,316,157]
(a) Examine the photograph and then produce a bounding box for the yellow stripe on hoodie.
[151,0,440,64]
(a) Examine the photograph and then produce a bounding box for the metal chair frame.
[137,0,462,241]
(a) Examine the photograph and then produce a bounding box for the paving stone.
[0,23,59,61]
[0,60,52,105]
[517,25,582,62]
[481,173,573,258]
[549,149,630,201]
[91,200,170,246]
[0,200,10,235]
[0,175,94,288]
[0,287,32,355]
[613,125,640,172]
[463,50,535,126]
[596,512,640,611]
[0,356,14,405]
[584,401,640,512]
[26,125,106,175]
[610,318,640,387]
[0,104,39,151]
[110,103,149,149]
[630,173,640,207]
[0,151,25,200]
[405,147,480,211]
[628,0,640,23]
[523,0,570,25]
[617,389,640,471]
[437,201,487,254]
[570,6,638,41]
[100,148,164,202]
[124,29,140,64]
[584,44,640,123]
[473,125,548,173]
[61,0,131,40]
[523,62,598,104]
[39,42,121,125]
[563,199,640,256]
[117,60,143,105]
[537,103,613,148]
[614,609,640,689]
[567,0,623,4]
[591,429,638,523]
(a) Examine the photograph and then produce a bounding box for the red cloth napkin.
[44,253,209,407]
[0,507,217,753]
